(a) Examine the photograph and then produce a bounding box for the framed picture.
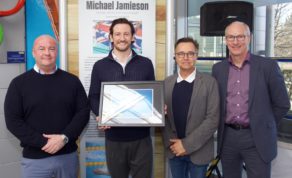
[99,81,165,126]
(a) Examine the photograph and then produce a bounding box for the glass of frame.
[99,81,165,127]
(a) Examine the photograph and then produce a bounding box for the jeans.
[169,155,208,178]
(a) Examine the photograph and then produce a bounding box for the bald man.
[212,21,290,178]
[4,34,90,178]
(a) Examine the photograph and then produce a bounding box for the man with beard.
[88,18,155,178]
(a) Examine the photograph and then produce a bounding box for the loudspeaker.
[200,1,253,36]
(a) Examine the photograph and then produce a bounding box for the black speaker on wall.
[200,1,253,36]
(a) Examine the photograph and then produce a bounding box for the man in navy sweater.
[4,35,90,178]
[89,18,155,178]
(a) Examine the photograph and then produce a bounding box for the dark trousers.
[221,127,271,178]
[105,136,153,178]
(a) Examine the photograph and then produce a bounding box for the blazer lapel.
[187,71,202,122]
[221,61,229,115]
[248,56,258,110]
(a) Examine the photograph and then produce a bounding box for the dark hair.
[175,37,199,50]
[109,18,135,36]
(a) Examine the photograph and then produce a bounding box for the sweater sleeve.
[88,62,101,116]
[4,80,47,148]
[268,60,290,124]
[62,78,90,140]
[147,59,155,80]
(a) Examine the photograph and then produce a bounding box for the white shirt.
[33,64,57,75]
[177,69,196,83]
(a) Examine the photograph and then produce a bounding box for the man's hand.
[41,134,65,154]
[169,139,186,156]
[96,116,111,130]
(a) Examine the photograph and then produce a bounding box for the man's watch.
[61,134,69,144]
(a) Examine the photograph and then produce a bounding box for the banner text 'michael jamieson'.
[86,1,149,10]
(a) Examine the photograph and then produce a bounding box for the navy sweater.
[4,69,90,158]
[172,81,194,139]
[89,50,155,141]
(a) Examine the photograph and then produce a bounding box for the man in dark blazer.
[212,21,290,178]
[163,37,219,178]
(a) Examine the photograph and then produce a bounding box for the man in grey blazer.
[212,21,290,178]
[163,37,220,178]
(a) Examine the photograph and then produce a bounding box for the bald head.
[33,35,57,50]
[225,21,251,37]
[224,21,251,61]
[32,35,58,73]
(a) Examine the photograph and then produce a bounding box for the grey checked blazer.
[162,71,220,165]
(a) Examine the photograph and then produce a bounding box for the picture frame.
[99,81,165,127]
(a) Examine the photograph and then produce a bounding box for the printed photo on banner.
[93,20,142,54]
[85,140,110,178]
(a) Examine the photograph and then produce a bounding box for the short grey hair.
[225,21,251,36]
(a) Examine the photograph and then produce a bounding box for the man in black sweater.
[4,35,90,178]
[88,18,155,178]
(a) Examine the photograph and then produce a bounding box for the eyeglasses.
[225,35,247,42]
[175,51,198,58]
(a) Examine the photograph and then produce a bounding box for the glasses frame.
[175,51,198,59]
[225,35,247,42]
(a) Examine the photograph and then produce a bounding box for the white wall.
[0,63,25,178]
